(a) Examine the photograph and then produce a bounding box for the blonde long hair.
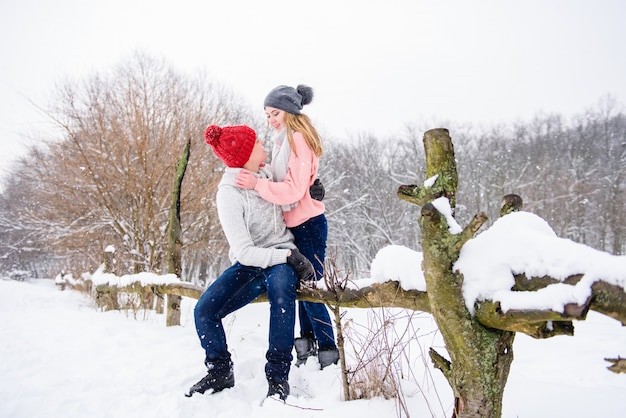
[283,112,323,157]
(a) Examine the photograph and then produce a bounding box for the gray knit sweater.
[216,166,295,268]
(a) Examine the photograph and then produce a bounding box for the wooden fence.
[59,274,429,327]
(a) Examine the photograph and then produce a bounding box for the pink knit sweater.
[254,132,325,227]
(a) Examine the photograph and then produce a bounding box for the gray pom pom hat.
[264,84,313,115]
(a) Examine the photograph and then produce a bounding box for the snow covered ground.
[1,277,625,417]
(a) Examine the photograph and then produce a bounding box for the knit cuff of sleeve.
[271,249,291,266]
[254,177,268,193]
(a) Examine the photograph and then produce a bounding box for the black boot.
[267,379,290,401]
[185,360,234,397]
[318,347,340,369]
[294,337,317,366]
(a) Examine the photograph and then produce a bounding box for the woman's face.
[265,106,285,131]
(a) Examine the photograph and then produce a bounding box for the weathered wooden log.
[473,300,588,339]
[512,273,626,326]
[90,270,626,331]
[91,279,431,314]
[155,280,432,312]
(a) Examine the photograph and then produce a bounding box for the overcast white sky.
[1,0,625,184]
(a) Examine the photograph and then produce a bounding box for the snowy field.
[1,278,625,418]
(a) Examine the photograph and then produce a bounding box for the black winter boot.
[266,380,290,401]
[185,360,234,397]
[293,337,317,366]
[318,347,340,369]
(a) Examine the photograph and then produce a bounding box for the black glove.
[309,178,325,201]
[287,249,316,282]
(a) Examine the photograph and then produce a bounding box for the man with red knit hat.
[186,125,315,401]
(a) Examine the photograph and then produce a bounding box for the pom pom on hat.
[296,85,313,106]
[204,125,222,146]
[264,84,313,115]
[204,124,257,168]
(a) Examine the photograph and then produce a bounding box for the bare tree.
[0,170,56,277]
[322,133,423,273]
[1,52,261,278]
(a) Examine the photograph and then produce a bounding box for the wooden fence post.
[166,294,182,327]
[103,245,116,274]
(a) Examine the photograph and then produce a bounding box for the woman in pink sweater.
[235,84,339,369]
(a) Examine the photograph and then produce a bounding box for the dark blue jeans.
[290,214,336,350]
[194,262,297,382]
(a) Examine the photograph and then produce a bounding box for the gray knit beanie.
[263,84,313,115]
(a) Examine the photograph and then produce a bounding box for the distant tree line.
[326,98,626,273]
[0,53,624,282]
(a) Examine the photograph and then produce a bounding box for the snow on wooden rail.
[63,267,431,327]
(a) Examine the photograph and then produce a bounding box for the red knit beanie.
[205,125,257,168]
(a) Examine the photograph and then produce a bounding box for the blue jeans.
[194,262,297,382]
[290,214,336,350]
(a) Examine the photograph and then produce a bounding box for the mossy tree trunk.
[165,138,190,326]
[399,128,514,418]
